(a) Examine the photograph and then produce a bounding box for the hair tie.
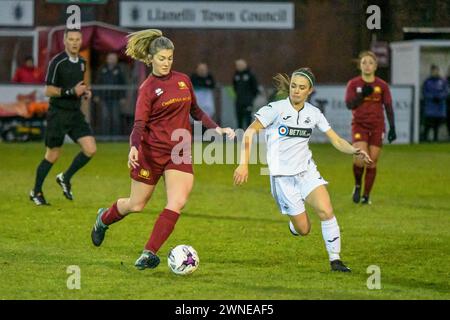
[292,71,314,87]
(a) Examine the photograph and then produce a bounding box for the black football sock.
[64,152,92,182]
[353,164,364,186]
[34,159,53,193]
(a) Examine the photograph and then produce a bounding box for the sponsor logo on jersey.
[138,168,151,179]
[278,125,312,138]
[162,96,192,107]
[178,81,188,90]
[155,88,164,96]
[282,115,292,121]
[304,117,311,124]
[278,125,288,136]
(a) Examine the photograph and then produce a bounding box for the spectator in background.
[12,56,44,84]
[94,52,126,135]
[190,62,216,119]
[446,66,450,140]
[422,65,448,142]
[233,59,259,129]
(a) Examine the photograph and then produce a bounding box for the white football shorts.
[269,159,328,216]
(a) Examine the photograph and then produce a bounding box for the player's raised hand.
[128,146,139,169]
[354,148,372,165]
[361,84,374,97]
[233,164,248,186]
[216,127,236,140]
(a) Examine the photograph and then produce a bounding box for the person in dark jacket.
[422,65,448,142]
[232,59,259,129]
[446,66,450,140]
[190,62,216,119]
[94,52,126,135]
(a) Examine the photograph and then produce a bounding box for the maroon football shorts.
[351,123,384,147]
[130,146,193,185]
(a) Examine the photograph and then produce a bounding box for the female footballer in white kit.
[234,68,372,272]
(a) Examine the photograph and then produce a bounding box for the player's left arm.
[383,83,396,143]
[325,128,372,164]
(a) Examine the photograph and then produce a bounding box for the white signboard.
[309,85,413,144]
[0,0,34,26]
[120,1,294,29]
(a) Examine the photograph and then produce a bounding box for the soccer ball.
[167,245,199,275]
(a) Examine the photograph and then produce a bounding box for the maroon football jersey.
[345,76,392,128]
[130,71,218,152]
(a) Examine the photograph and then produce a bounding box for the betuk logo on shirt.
[278,125,312,138]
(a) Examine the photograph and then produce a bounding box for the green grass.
[0,142,449,299]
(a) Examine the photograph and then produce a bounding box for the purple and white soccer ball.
[167,245,199,275]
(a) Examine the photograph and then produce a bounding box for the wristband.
[61,87,76,98]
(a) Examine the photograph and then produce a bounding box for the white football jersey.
[254,98,331,176]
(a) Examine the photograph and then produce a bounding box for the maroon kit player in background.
[345,51,396,205]
[90,29,235,269]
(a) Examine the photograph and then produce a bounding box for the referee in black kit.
[30,28,96,205]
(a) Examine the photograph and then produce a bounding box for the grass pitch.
[0,142,449,299]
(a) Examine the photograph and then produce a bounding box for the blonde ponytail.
[125,29,174,66]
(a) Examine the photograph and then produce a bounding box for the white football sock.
[289,221,300,235]
[321,216,341,261]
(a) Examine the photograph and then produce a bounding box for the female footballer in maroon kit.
[90,29,235,269]
[345,51,396,204]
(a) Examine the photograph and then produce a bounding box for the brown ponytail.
[273,67,316,99]
[272,73,290,99]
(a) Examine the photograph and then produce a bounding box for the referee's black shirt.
[46,51,86,110]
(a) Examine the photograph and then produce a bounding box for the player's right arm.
[128,83,152,169]
[233,119,264,186]
[345,80,372,110]
[234,104,278,185]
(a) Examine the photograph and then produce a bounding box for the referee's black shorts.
[44,107,93,148]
